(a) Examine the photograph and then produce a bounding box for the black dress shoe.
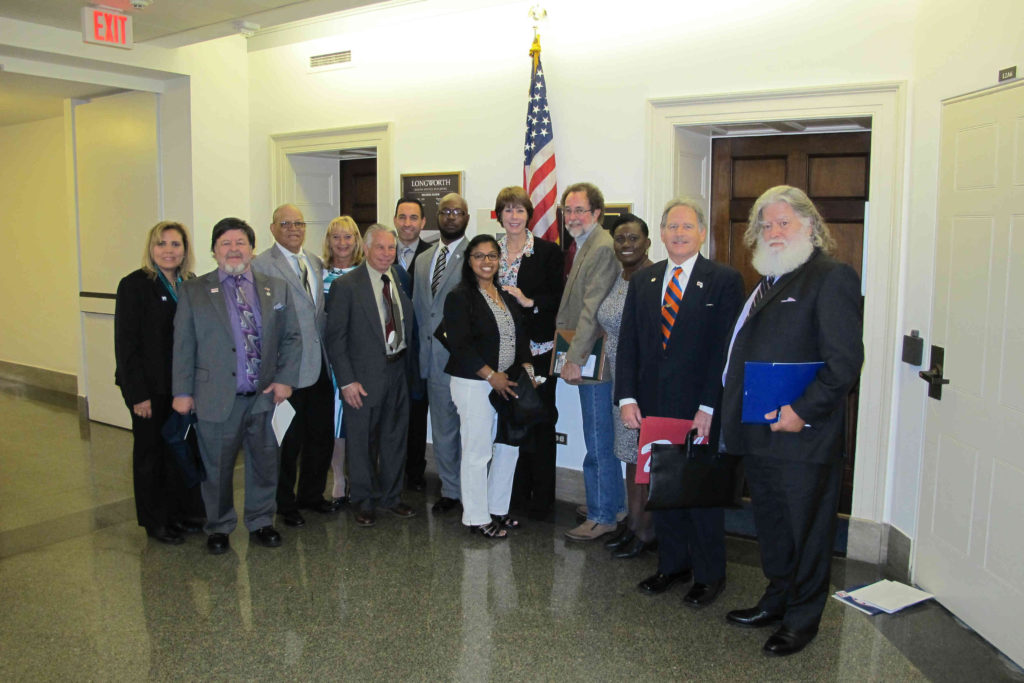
[387,503,417,518]
[207,533,230,555]
[604,528,635,550]
[146,526,185,545]
[170,520,203,535]
[763,626,817,656]
[432,497,461,513]
[612,537,658,559]
[683,578,726,607]
[637,569,693,595]
[250,526,282,548]
[355,510,376,527]
[281,510,306,527]
[407,476,426,492]
[301,499,341,514]
[726,606,784,628]
[332,496,350,509]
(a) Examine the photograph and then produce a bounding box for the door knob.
[918,344,950,400]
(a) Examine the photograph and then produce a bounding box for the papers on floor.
[832,580,933,615]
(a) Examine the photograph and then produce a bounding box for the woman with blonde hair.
[322,216,365,506]
[115,220,205,544]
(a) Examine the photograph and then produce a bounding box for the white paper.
[581,354,598,377]
[272,399,296,446]
[847,580,933,613]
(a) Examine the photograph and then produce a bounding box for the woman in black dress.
[115,221,204,544]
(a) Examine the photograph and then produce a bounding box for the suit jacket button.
[231,372,236,377]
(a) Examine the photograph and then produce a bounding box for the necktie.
[381,273,402,351]
[295,254,313,300]
[563,239,577,282]
[431,246,448,296]
[748,275,775,320]
[400,247,412,270]
[234,275,262,385]
[661,266,684,350]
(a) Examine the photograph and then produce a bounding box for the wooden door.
[710,132,869,516]
[914,81,1024,668]
[339,158,377,233]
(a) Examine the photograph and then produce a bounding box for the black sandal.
[469,520,508,539]
[491,514,521,530]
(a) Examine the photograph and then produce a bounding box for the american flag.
[523,37,559,243]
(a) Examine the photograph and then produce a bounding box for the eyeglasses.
[277,221,306,229]
[562,206,594,217]
[470,253,500,262]
[440,209,467,217]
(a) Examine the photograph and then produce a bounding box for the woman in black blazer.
[444,234,536,539]
[492,186,565,521]
[114,221,204,544]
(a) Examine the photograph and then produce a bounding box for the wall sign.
[400,171,463,232]
[81,7,133,49]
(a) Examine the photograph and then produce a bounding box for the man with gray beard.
[720,185,863,656]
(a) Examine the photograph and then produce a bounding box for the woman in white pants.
[444,234,535,539]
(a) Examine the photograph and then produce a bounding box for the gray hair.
[363,223,397,249]
[660,197,707,230]
[744,185,835,252]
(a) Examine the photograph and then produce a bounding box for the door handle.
[918,344,950,400]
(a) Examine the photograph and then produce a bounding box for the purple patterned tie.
[234,275,262,385]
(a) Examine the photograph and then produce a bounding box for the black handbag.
[489,366,548,446]
[645,429,742,509]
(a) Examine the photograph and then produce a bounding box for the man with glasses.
[253,204,339,530]
[412,193,470,512]
[555,182,623,541]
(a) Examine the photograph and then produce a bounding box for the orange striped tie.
[661,266,683,349]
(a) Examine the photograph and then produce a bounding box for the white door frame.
[645,82,907,561]
[269,123,392,223]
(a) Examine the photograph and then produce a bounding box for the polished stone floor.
[1,383,1021,681]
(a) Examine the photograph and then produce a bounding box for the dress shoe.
[146,526,185,545]
[432,497,461,513]
[407,476,426,492]
[612,537,658,559]
[564,521,617,541]
[637,569,693,595]
[301,499,341,514]
[726,606,784,628]
[604,528,635,550]
[170,520,203,535]
[355,510,376,527]
[763,626,818,656]
[280,510,306,527]
[332,496,349,509]
[207,533,230,555]
[249,526,282,548]
[387,503,417,518]
[683,578,726,607]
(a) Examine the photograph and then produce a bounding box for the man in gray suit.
[556,182,623,541]
[172,217,301,555]
[412,193,469,512]
[253,203,338,529]
[326,226,417,527]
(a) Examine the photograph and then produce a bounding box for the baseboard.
[884,523,912,583]
[0,360,77,396]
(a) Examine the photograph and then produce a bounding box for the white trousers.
[450,376,520,526]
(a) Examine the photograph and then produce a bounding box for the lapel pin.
[696,281,703,288]
[211,288,219,293]
[650,277,657,282]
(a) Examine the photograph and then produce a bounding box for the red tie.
[563,240,577,282]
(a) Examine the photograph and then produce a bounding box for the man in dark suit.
[393,197,432,492]
[617,198,744,606]
[172,217,302,555]
[253,203,338,529]
[412,193,470,512]
[325,225,417,527]
[720,185,863,656]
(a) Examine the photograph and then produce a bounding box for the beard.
[751,231,814,277]
[221,261,249,275]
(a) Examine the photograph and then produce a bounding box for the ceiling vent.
[309,50,353,72]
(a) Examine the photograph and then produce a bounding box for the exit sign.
[81,6,133,49]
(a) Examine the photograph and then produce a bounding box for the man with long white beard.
[719,185,864,656]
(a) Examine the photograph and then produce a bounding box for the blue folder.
[741,361,825,424]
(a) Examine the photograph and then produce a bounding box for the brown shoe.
[355,510,376,527]
[564,521,617,541]
[387,503,417,518]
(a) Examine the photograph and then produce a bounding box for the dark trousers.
[276,362,334,513]
[653,506,726,583]
[744,453,843,634]
[345,358,410,512]
[129,393,204,530]
[511,351,558,518]
[405,393,429,482]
